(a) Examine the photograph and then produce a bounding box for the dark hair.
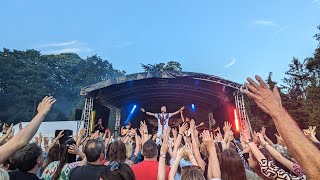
[107,140,126,163]
[84,139,105,162]
[100,162,135,180]
[181,166,205,180]
[220,149,247,180]
[42,144,60,171]
[13,143,43,172]
[52,139,76,180]
[142,139,157,158]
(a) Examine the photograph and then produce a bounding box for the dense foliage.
[248,26,320,137]
[0,50,124,123]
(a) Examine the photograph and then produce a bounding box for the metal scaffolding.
[80,97,94,135]
[234,90,253,135]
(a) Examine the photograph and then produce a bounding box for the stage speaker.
[75,109,82,120]
[55,129,73,144]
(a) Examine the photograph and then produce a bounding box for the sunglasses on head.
[182,165,201,170]
[109,161,120,171]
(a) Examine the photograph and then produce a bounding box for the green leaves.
[0,49,124,124]
[141,61,182,72]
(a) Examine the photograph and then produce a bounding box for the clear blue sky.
[1,0,319,84]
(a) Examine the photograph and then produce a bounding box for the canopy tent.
[80,71,247,135]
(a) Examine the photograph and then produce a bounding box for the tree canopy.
[141,61,182,72]
[0,50,124,124]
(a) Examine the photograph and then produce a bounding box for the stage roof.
[80,71,243,112]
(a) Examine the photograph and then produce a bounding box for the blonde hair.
[0,168,9,180]
[125,142,133,159]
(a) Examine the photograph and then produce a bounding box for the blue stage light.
[130,105,137,114]
[191,104,195,110]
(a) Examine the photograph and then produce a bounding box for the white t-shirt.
[154,113,171,135]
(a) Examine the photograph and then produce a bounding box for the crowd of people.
[0,75,319,180]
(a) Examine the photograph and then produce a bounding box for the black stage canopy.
[81,71,243,129]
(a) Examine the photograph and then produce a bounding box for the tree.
[0,49,125,124]
[141,61,182,72]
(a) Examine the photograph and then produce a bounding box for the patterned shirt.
[259,159,306,180]
[41,161,81,180]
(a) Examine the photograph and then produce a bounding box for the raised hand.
[140,108,145,112]
[160,141,169,155]
[6,124,14,135]
[243,75,282,114]
[261,126,266,136]
[43,137,49,146]
[223,121,232,133]
[171,128,177,137]
[179,122,188,134]
[57,130,64,139]
[202,130,214,148]
[184,143,194,159]
[257,132,266,145]
[190,119,195,130]
[68,144,81,155]
[37,96,57,115]
[129,128,137,136]
[19,121,22,130]
[79,128,86,138]
[180,106,185,112]
[177,147,185,159]
[140,121,148,134]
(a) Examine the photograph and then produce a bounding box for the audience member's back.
[69,139,106,180]
[9,143,44,180]
[131,139,169,180]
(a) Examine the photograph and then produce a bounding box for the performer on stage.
[94,118,105,132]
[140,106,185,137]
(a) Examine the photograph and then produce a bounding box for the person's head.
[98,118,102,124]
[220,149,246,180]
[47,144,61,162]
[142,139,158,159]
[42,144,61,171]
[181,166,205,180]
[13,143,44,173]
[100,162,135,180]
[107,140,127,163]
[125,142,133,159]
[84,139,105,163]
[161,106,167,113]
[52,139,76,180]
[0,168,9,180]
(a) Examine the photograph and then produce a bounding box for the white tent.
[13,121,79,139]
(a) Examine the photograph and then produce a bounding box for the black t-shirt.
[69,163,106,180]
[9,170,40,180]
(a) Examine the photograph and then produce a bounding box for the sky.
[0,0,319,84]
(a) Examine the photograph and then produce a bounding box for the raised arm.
[172,122,188,159]
[169,147,184,180]
[170,106,184,117]
[190,119,206,170]
[257,133,304,176]
[140,108,156,116]
[203,130,221,179]
[0,124,13,145]
[244,75,320,178]
[0,96,56,164]
[158,141,169,180]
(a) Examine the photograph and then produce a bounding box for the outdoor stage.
[78,71,250,137]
